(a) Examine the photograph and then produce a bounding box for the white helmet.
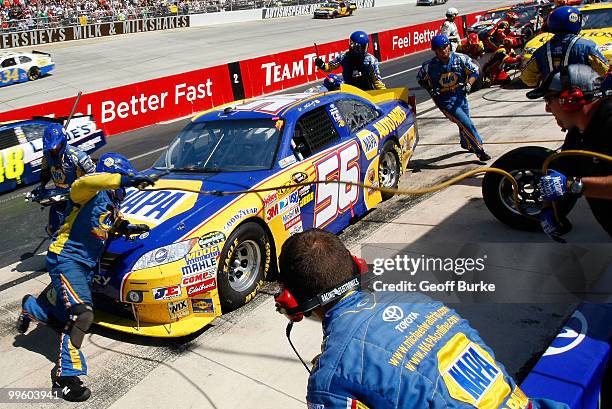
[446,7,458,17]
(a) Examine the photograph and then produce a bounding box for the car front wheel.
[28,66,40,81]
[379,140,401,200]
[217,222,271,312]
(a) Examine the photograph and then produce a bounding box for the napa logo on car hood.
[120,179,201,226]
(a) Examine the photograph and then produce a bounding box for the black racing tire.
[217,222,271,312]
[482,146,578,231]
[379,140,401,201]
[28,66,40,81]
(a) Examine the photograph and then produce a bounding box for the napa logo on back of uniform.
[438,333,511,409]
[120,179,201,226]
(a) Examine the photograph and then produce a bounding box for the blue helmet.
[43,123,68,157]
[431,34,450,50]
[349,31,369,55]
[323,74,344,91]
[547,6,582,34]
[96,153,137,176]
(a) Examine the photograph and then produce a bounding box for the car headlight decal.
[597,43,612,53]
[132,238,197,271]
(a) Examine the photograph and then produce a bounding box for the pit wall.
[0,11,483,135]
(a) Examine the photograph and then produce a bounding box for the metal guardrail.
[0,0,325,32]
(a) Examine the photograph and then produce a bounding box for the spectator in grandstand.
[275,228,570,409]
[527,64,612,239]
[521,6,609,88]
[417,34,491,162]
[314,31,385,91]
[440,7,460,51]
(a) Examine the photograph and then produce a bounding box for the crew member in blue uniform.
[522,6,609,87]
[315,31,386,91]
[32,123,96,236]
[276,228,570,409]
[17,153,153,402]
[418,34,491,161]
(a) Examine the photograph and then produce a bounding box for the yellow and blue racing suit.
[320,51,386,90]
[521,33,609,87]
[23,173,122,377]
[40,145,95,235]
[417,52,485,154]
[307,291,569,409]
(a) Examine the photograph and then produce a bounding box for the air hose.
[141,150,612,220]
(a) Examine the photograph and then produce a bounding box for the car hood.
[316,7,335,11]
[524,28,612,62]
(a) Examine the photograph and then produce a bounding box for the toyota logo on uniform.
[382,306,404,322]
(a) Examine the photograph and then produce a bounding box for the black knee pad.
[64,304,94,349]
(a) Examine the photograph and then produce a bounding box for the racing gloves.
[463,82,472,94]
[112,219,150,238]
[539,170,567,201]
[539,208,572,243]
[120,174,156,189]
[314,57,325,69]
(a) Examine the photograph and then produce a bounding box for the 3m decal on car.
[152,285,182,300]
[192,298,215,314]
[168,299,190,319]
[438,333,511,408]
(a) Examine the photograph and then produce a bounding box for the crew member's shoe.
[476,151,491,162]
[16,295,33,334]
[52,376,91,402]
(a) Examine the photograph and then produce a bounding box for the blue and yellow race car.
[92,84,418,337]
[0,50,55,87]
[0,116,106,193]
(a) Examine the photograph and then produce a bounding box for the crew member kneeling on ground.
[526,64,612,239]
[16,153,154,402]
[315,31,386,91]
[418,34,491,161]
[275,228,569,409]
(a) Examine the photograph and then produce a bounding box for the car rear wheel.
[28,66,40,81]
[379,140,401,200]
[217,222,271,312]
[482,146,577,231]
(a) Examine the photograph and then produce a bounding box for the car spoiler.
[339,83,410,104]
[31,50,51,57]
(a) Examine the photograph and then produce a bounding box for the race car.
[0,116,106,193]
[415,0,447,6]
[92,84,418,337]
[313,1,356,18]
[468,5,514,35]
[0,50,54,87]
[523,4,612,63]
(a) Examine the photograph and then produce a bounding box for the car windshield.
[581,8,612,30]
[321,3,337,7]
[154,119,281,172]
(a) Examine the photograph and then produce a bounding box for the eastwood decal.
[262,4,322,19]
[0,16,189,49]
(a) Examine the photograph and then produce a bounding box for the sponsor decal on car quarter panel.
[192,298,215,314]
[198,231,225,248]
[186,278,216,297]
[152,284,182,300]
[168,299,189,319]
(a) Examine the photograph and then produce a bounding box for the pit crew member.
[527,64,612,238]
[417,34,491,161]
[457,33,486,60]
[484,12,519,52]
[482,38,524,85]
[16,153,154,402]
[32,123,95,236]
[276,228,569,409]
[441,7,460,51]
[521,6,609,87]
[315,31,386,90]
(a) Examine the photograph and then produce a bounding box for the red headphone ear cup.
[559,87,586,112]
[275,288,304,322]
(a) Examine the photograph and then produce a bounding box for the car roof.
[580,3,612,11]
[0,51,22,59]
